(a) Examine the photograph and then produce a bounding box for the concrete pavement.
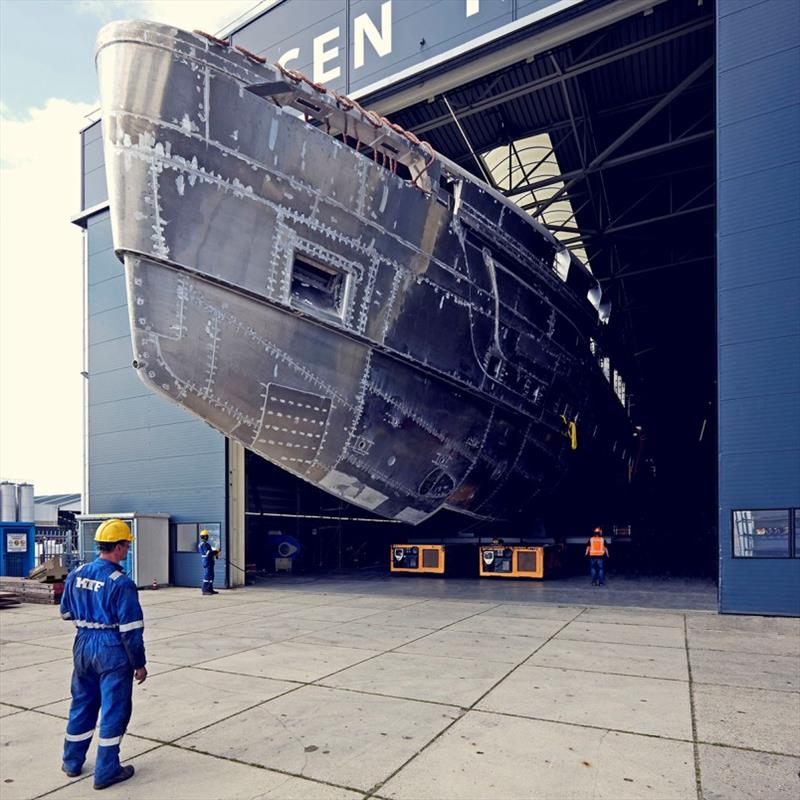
[0,576,798,799]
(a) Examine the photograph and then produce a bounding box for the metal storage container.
[76,513,170,587]
[0,482,17,522]
[17,483,34,523]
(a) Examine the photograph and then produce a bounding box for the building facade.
[74,0,799,612]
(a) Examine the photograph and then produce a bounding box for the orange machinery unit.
[479,545,545,579]
[390,544,445,574]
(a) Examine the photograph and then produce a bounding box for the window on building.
[174,523,199,553]
[200,523,222,551]
[732,509,791,558]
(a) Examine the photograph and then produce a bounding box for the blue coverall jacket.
[198,540,217,593]
[60,557,145,783]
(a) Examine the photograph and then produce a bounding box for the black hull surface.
[97,20,632,524]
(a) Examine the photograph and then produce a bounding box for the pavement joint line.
[468,706,695,744]
[514,660,690,683]
[161,739,370,796]
[684,614,703,800]
[688,644,800,657]
[311,681,465,711]
[690,679,799,694]
[361,608,583,799]
[554,633,687,651]
[0,656,73,673]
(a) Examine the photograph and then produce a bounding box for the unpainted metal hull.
[96,20,631,524]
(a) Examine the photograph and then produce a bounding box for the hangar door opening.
[373,0,717,576]
[243,0,716,579]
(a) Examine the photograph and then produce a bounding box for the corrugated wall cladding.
[85,211,226,585]
[717,0,800,615]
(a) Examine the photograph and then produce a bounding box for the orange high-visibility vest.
[589,536,606,556]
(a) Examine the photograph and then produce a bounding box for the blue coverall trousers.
[589,557,605,584]
[63,633,133,784]
[202,561,215,593]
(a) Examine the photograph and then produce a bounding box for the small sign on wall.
[6,532,28,552]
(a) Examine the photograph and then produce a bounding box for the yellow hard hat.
[94,518,134,543]
[199,529,210,538]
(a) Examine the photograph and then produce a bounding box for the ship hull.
[97,21,631,524]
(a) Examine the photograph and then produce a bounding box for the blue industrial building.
[73,0,798,614]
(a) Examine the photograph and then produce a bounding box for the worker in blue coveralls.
[59,519,147,790]
[198,529,220,595]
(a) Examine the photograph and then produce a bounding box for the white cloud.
[77,0,275,36]
[0,1,279,494]
[0,99,96,493]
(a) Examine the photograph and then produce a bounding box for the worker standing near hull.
[585,527,610,586]
[198,529,220,595]
[59,518,147,790]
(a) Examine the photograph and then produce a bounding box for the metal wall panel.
[82,121,108,210]
[88,366,148,406]
[90,395,192,435]
[718,49,800,127]
[718,166,800,237]
[231,0,578,95]
[717,222,799,292]
[717,1,800,615]
[88,248,124,287]
[89,337,135,377]
[717,0,799,71]
[85,213,226,586]
[720,561,800,616]
[719,394,800,454]
[718,105,800,182]
[88,305,128,347]
[720,450,800,506]
[719,277,800,346]
[87,274,126,316]
[347,0,513,93]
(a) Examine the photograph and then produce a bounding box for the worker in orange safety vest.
[585,527,609,586]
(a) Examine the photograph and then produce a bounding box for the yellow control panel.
[479,545,544,579]
[390,544,445,574]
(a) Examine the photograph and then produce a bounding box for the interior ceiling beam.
[408,16,713,138]
[442,94,495,185]
[502,129,713,195]
[600,254,714,282]
[604,203,715,234]
[534,56,714,216]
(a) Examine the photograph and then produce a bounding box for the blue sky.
[0,0,269,493]
[0,1,271,116]
[1,1,101,115]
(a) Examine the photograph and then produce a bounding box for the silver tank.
[0,481,17,522]
[17,483,34,523]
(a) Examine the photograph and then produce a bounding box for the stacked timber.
[0,576,64,604]
[0,590,21,608]
[28,556,69,583]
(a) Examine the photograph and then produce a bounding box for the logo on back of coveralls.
[76,577,105,592]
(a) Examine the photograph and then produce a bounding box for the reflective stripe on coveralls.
[59,557,145,785]
[199,540,216,592]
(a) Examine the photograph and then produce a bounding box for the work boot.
[61,764,81,778]
[94,765,134,790]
